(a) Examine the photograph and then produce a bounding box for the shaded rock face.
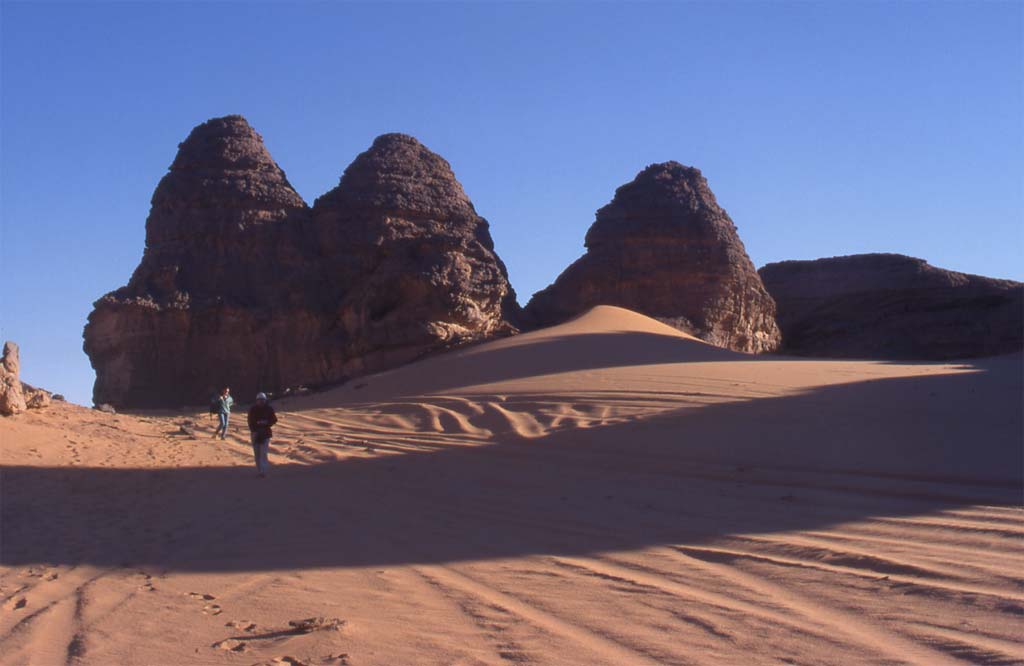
[525,162,781,353]
[759,254,1024,359]
[129,115,311,305]
[1,342,27,416]
[310,133,519,374]
[84,116,314,408]
[84,119,518,408]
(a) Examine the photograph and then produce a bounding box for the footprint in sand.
[212,638,247,652]
[264,657,313,666]
[184,592,221,614]
[226,619,258,632]
[133,571,155,589]
[278,655,345,665]
[2,596,27,611]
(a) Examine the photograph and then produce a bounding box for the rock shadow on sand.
[2,364,1020,573]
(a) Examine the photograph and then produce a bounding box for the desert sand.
[2,306,1022,666]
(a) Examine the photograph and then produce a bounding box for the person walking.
[213,387,233,440]
[247,392,277,478]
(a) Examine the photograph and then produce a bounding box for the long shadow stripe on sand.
[2,367,1020,572]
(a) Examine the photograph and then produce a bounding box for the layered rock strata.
[84,118,517,408]
[525,162,781,353]
[759,254,1024,359]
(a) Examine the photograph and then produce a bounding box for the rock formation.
[309,133,519,376]
[1,342,27,416]
[0,342,51,416]
[84,117,518,408]
[525,162,781,353]
[22,383,52,410]
[84,116,313,408]
[759,254,1024,359]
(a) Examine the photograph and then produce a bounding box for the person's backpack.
[208,397,219,415]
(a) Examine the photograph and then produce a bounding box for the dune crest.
[521,304,707,339]
[526,163,781,353]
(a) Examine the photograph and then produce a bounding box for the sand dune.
[2,306,1021,665]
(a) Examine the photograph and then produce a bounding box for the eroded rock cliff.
[84,118,517,408]
[759,254,1023,359]
[309,133,519,377]
[525,162,781,353]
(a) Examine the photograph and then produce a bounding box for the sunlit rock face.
[526,162,781,353]
[1,341,28,416]
[760,253,1024,359]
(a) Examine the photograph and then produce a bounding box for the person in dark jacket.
[247,392,277,477]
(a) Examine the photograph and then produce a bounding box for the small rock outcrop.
[0,343,51,415]
[21,383,52,410]
[759,254,1024,359]
[1,342,27,416]
[84,118,518,408]
[525,162,781,353]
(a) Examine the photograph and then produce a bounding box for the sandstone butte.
[524,162,782,354]
[759,253,1024,359]
[84,116,518,408]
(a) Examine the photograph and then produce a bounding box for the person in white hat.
[246,392,277,477]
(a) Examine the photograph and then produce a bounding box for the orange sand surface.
[2,306,1022,665]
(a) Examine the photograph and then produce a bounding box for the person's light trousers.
[251,435,270,474]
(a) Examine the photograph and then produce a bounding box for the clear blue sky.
[2,1,1021,406]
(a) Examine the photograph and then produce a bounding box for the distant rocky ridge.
[525,162,781,353]
[759,254,1024,359]
[84,117,518,408]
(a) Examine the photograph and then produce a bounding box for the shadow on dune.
[2,364,1020,572]
[292,331,747,405]
[122,331,746,418]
